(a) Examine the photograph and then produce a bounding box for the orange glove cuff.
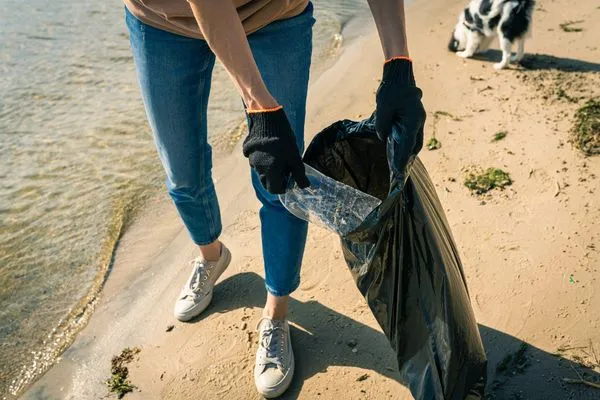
[247,105,283,114]
[384,56,412,64]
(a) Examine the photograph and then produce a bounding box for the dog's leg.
[456,31,481,58]
[494,35,512,69]
[511,38,525,63]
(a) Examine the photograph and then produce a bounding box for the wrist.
[383,46,410,62]
[247,105,283,114]
[380,34,409,61]
[245,90,279,113]
[382,58,415,86]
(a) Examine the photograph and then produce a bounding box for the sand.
[23,0,600,399]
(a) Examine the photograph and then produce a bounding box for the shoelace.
[258,324,286,370]
[188,259,213,295]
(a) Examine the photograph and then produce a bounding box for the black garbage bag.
[283,117,487,399]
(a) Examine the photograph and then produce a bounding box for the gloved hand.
[243,107,310,194]
[375,58,426,159]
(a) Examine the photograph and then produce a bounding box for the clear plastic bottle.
[279,164,382,236]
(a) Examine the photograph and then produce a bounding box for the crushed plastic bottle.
[279,164,382,236]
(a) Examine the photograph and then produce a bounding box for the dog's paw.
[456,51,471,58]
[493,62,507,70]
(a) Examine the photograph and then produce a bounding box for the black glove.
[375,58,426,158]
[243,107,310,194]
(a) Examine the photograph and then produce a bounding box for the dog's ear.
[448,32,459,52]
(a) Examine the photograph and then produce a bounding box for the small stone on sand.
[357,373,369,382]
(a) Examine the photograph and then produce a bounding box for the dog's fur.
[448,0,535,69]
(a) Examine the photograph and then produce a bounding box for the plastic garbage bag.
[282,116,487,399]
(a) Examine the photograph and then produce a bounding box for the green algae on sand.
[464,168,512,194]
[572,99,600,156]
[106,347,141,399]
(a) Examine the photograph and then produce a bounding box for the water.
[0,0,370,397]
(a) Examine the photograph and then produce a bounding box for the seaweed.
[433,110,463,121]
[571,99,600,156]
[427,136,442,150]
[427,110,462,151]
[106,347,141,399]
[559,20,584,33]
[496,353,513,373]
[492,131,507,142]
[496,343,530,375]
[464,168,512,194]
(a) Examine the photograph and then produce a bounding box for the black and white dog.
[448,0,535,69]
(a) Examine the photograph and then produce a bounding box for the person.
[123,0,425,397]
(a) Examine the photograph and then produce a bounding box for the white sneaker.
[254,318,295,398]
[173,244,231,322]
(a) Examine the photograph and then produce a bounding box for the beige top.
[124,0,308,39]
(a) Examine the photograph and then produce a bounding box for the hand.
[243,107,310,194]
[375,58,426,159]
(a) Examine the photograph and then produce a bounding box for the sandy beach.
[23,0,600,399]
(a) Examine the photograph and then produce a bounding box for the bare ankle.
[262,308,287,321]
[198,240,222,262]
[263,293,289,320]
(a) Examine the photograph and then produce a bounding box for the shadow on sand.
[471,50,600,72]
[187,272,600,399]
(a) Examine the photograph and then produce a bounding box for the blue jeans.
[125,5,314,297]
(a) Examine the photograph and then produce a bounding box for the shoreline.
[5,192,145,398]
[23,0,600,398]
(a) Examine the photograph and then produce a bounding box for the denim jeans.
[125,5,314,297]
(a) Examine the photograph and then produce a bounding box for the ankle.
[198,240,222,262]
[262,294,289,320]
[262,308,287,321]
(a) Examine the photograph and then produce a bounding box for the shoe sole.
[174,289,214,322]
[256,346,295,399]
[174,247,232,322]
